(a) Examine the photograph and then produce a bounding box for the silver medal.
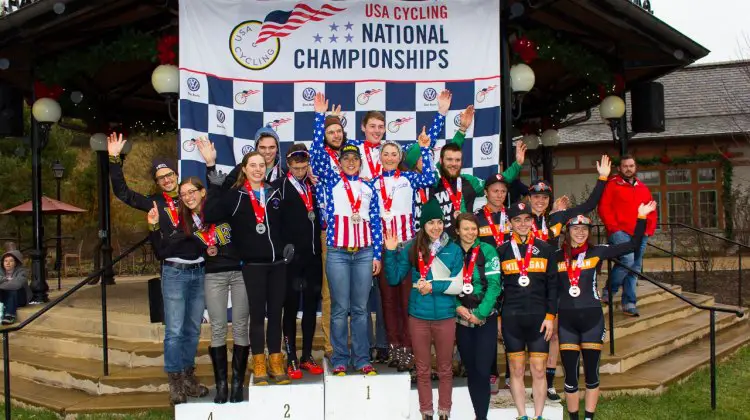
[351,213,362,224]
[307,211,316,221]
[383,211,393,221]
[569,286,581,297]
[518,275,530,287]
[462,283,474,295]
[256,223,266,234]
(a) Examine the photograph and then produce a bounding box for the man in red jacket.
[597,155,657,316]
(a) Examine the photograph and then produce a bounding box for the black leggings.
[283,254,323,361]
[456,316,498,420]
[242,263,287,355]
[558,308,604,393]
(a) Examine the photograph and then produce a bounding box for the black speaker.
[0,83,23,137]
[631,82,665,133]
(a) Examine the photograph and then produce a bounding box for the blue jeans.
[606,231,648,305]
[162,264,206,373]
[367,279,388,349]
[0,288,27,316]
[326,247,374,370]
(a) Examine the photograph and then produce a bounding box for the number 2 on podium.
[284,403,291,418]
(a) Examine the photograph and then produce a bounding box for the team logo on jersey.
[387,116,413,133]
[489,256,500,271]
[186,77,200,92]
[423,87,437,102]
[357,89,382,105]
[302,87,316,101]
[241,144,255,155]
[266,118,292,130]
[235,89,261,105]
[217,110,226,124]
[481,141,493,156]
[271,197,281,209]
[182,140,196,152]
[475,85,498,103]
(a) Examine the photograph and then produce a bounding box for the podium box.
[174,401,248,419]
[246,373,325,420]
[323,362,411,420]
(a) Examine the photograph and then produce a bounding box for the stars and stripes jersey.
[375,148,436,242]
[475,206,511,248]
[553,217,646,310]
[310,112,344,230]
[322,174,382,260]
[496,235,558,317]
[348,112,446,180]
[530,177,607,246]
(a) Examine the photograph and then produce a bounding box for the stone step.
[599,282,682,313]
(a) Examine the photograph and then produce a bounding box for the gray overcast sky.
[654,0,750,63]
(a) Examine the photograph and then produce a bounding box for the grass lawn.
[2,345,749,419]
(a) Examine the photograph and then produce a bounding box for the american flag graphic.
[255,3,346,45]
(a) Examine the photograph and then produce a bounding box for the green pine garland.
[612,153,734,237]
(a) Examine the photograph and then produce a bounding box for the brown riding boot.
[269,353,290,384]
[167,372,187,405]
[252,354,269,386]
[182,365,209,398]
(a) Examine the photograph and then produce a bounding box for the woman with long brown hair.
[384,198,463,420]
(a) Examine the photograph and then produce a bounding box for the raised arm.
[384,235,412,286]
[551,155,611,226]
[369,183,383,262]
[599,201,656,259]
[107,133,153,212]
[406,128,437,189]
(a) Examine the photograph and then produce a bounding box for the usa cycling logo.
[182,139,196,152]
[242,144,255,155]
[357,89,383,105]
[476,85,498,103]
[235,89,260,104]
[423,88,437,102]
[387,116,413,133]
[302,87,316,102]
[266,118,292,130]
[481,141,493,156]
[186,77,200,92]
[217,110,226,124]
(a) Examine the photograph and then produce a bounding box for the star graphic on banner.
[345,34,353,43]
[313,33,322,43]
[329,34,338,43]
[345,22,353,30]
[329,22,339,31]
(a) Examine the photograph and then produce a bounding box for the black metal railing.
[604,260,744,410]
[1,236,149,420]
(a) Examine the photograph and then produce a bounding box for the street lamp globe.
[52,161,65,179]
[540,129,560,147]
[151,64,179,95]
[32,98,62,124]
[599,95,626,120]
[89,133,108,152]
[510,63,535,93]
[521,134,540,150]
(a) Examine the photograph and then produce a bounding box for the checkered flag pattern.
[178,74,502,181]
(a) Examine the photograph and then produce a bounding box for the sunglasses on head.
[286,150,310,160]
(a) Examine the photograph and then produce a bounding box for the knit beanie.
[324,116,343,131]
[151,158,177,179]
[404,143,422,170]
[420,198,443,227]
[254,125,280,144]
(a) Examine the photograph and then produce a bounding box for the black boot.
[230,344,250,403]
[209,345,229,404]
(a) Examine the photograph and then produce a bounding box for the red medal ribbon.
[531,217,549,241]
[441,177,462,214]
[513,236,535,277]
[363,143,381,178]
[244,180,266,224]
[287,172,314,212]
[325,146,340,169]
[463,246,480,285]
[379,170,400,213]
[564,244,588,289]
[418,249,437,279]
[163,192,179,227]
[339,173,362,216]
[482,206,507,245]
[197,224,217,246]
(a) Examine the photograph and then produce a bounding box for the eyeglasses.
[179,189,202,199]
[155,171,176,182]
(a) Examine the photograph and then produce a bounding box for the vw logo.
[217,110,226,123]
[423,88,437,102]
[341,116,348,128]
[182,140,196,152]
[481,141,493,155]
[241,144,254,155]
[454,114,461,127]
[302,87,316,101]
[186,77,200,92]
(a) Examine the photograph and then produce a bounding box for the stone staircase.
[0,280,747,415]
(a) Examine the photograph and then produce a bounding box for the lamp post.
[540,129,560,187]
[29,97,62,304]
[600,95,628,156]
[151,64,179,122]
[52,160,64,290]
[89,133,115,286]
[522,134,541,181]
